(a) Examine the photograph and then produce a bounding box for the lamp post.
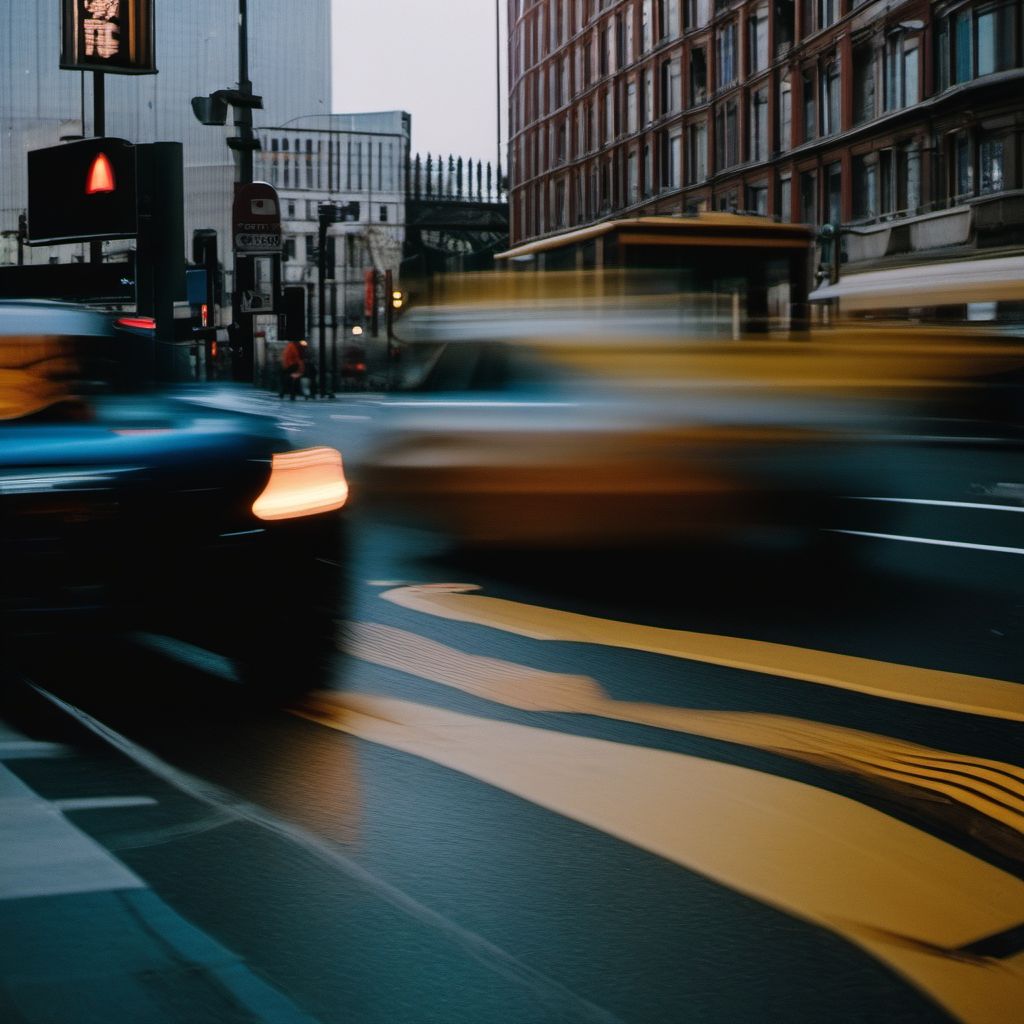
[191,0,264,383]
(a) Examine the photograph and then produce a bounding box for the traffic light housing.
[280,286,307,341]
[191,228,219,307]
[27,138,138,244]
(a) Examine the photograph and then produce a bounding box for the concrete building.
[0,0,331,271]
[507,0,1024,277]
[253,111,411,381]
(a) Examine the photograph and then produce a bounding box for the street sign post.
[232,182,283,254]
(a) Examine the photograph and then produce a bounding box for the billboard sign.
[60,0,157,75]
[232,182,283,254]
[27,138,138,244]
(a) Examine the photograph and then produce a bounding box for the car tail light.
[115,316,157,330]
[252,447,349,521]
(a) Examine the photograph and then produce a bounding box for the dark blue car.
[0,301,349,700]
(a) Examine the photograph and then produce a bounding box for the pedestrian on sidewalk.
[279,339,304,400]
[299,340,317,399]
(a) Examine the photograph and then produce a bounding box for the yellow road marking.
[343,621,1024,838]
[295,691,1024,1024]
[380,584,1024,722]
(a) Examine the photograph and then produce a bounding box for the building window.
[714,98,739,169]
[717,22,737,87]
[662,127,683,187]
[627,149,639,202]
[977,3,1017,76]
[952,131,973,199]
[749,87,768,162]
[853,44,876,125]
[778,175,792,221]
[955,10,973,83]
[818,0,837,29]
[980,134,1006,193]
[644,68,654,124]
[800,170,817,224]
[775,0,794,52]
[884,33,919,111]
[687,121,708,182]
[379,205,388,222]
[778,75,792,152]
[748,7,769,74]
[746,183,768,214]
[901,144,922,212]
[685,0,710,30]
[661,0,681,38]
[820,57,840,136]
[627,80,638,132]
[642,0,653,51]
[853,154,879,219]
[555,178,567,227]
[802,70,816,143]
[825,161,841,226]
[690,47,708,105]
[287,200,296,218]
[662,57,682,114]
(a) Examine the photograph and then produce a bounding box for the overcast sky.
[331,1,507,171]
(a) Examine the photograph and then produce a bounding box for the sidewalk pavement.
[0,719,317,1024]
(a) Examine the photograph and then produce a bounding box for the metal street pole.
[90,71,105,265]
[317,205,329,398]
[231,0,258,382]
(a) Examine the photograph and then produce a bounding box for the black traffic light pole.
[89,71,105,266]
[316,201,360,398]
[230,0,259,384]
[317,203,335,399]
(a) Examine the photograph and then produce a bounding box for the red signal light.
[211,341,218,358]
[200,303,209,328]
[115,316,156,330]
[85,153,116,195]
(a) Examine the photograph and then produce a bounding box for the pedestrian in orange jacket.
[279,340,304,400]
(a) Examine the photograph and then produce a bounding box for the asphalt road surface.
[2,390,1023,1024]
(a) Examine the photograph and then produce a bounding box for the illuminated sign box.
[60,0,156,75]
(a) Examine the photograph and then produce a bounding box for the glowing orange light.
[210,341,218,358]
[115,316,156,330]
[252,447,349,522]
[86,153,116,195]
[200,303,209,327]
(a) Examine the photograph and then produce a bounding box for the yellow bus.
[495,213,815,337]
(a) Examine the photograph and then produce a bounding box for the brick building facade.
[508,0,1024,272]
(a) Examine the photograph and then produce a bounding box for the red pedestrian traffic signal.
[85,153,116,195]
[28,138,137,244]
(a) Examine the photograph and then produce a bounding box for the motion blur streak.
[294,692,1024,1024]
[380,585,1024,722]
[339,621,1024,841]
[251,446,349,521]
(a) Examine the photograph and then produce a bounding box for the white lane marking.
[850,496,1024,513]
[28,684,623,1024]
[832,529,1024,556]
[329,414,371,421]
[0,761,144,899]
[54,796,158,812]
